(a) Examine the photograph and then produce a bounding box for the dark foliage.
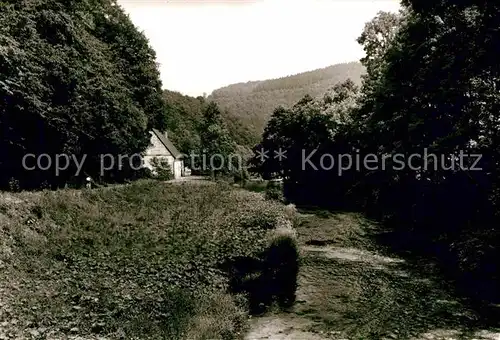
[255,4,500,307]
[0,0,167,189]
[162,89,205,154]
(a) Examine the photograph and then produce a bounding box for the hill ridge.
[211,61,362,94]
[208,61,365,143]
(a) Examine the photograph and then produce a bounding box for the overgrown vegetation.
[265,181,284,203]
[0,181,298,339]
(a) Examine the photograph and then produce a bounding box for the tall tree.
[198,101,236,178]
[0,0,168,189]
[253,81,360,206]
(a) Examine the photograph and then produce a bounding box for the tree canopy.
[0,0,167,189]
[197,101,237,178]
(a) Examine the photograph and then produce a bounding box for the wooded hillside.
[162,90,205,154]
[209,62,365,143]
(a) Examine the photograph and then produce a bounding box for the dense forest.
[162,90,205,154]
[209,61,365,143]
[253,2,500,306]
[162,90,254,172]
[0,0,365,188]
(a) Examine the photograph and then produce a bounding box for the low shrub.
[233,168,250,185]
[0,181,299,339]
[265,181,284,202]
[265,232,300,309]
[283,203,298,224]
[150,157,173,181]
[448,229,500,302]
[185,291,248,340]
[242,180,268,193]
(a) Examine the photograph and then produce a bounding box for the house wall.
[143,132,176,176]
[145,132,167,157]
[173,160,183,180]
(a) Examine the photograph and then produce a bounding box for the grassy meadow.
[0,181,298,339]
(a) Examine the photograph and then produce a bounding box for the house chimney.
[164,131,168,139]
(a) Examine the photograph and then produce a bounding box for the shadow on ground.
[370,226,500,331]
[246,210,500,340]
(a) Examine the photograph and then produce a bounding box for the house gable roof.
[152,129,184,159]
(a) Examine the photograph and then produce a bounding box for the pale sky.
[118,0,401,97]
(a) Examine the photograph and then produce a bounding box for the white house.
[143,129,185,179]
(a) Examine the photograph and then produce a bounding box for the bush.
[265,181,284,202]
[185,291,248,340]
[233,168,250,185]
[242,180,267,193]
[0,181,299,339]
[265,233,300,308]
[448,229,500,302]
[150,157,173,181]
[8,177,20,192]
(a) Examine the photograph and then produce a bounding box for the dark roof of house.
[152,129,184,159]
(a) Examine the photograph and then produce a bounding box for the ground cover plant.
[0,181,298,339]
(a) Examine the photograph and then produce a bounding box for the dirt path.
[165,175,211,184]
[245,212,500,340]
